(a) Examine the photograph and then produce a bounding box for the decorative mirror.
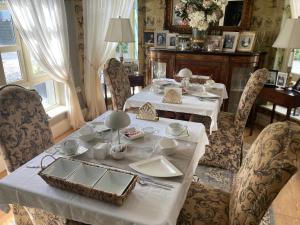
[165,0,254,33]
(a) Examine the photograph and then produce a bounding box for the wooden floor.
[0,127,300,225]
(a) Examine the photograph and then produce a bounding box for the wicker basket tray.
[38,157,138,206]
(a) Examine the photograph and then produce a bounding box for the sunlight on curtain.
[7,0,85,129]
[290,0,300,18]
[83,0,134,120]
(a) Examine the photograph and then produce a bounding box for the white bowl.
[159,138,178,155]
[168,123,186,136]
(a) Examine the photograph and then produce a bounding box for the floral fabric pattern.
[192,68,268,171]
[0,85,78,225]
[0,85,54,172]
[178,122,299,225]
[104,58,131,110]
[229,122,300,225]
[177,182,230,225]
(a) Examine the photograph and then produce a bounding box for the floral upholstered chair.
[103,58,131,110]
[191,68,268,171]
[0,85,81,225]
[178,121,300,225]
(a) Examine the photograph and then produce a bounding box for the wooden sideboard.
[146,49,266,112]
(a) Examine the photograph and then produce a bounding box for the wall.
[250,0,288,69]
[138,0,289,71]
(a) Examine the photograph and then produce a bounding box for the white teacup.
[57,139,78,155]
[168,122,186,136]
[79,126,95,142]
[159,138,178,156]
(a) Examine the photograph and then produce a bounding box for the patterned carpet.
[193,143,275,225]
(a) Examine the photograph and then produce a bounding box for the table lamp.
[105,17,134,63]
[272,18,300,85]
[105,111,130,145]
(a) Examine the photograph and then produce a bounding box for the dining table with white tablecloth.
[0,111,209,225]
[123,79,228,133]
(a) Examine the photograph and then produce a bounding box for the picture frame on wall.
[144,31,155,44]
[222,32,239,52]
[265,69,278,87]
[237,31,256,52]
[154,31,168,48]
[166,33,177,49]
[207,35,224,52]
[276,72,288,89]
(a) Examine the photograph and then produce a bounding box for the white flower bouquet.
[175,0,228,31]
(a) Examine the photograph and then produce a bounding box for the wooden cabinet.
[146,49,265,112]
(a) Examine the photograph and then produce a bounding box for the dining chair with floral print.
[190,68,268,171]
[177,121,300,225]
[103,58,131,110]
[0,85,81,225]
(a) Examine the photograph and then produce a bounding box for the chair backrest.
[234,68,268,131]
[0,85,54,172]
[229,122,300,225]
[103,58,131,110]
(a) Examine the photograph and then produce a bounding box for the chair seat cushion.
[177,182,230,225]
[199,112,242,171]
[194,165,235,193]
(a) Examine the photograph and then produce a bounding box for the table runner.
[123,81,228,133]
[0,112,208,225]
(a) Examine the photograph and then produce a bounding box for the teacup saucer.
[55,145,89,157]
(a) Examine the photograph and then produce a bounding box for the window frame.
[0,2,64,111]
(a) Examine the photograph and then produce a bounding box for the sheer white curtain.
[7,0,85,129]
[290,0,300,18]
[83,0,134,120]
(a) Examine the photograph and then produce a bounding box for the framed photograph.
[265,70,278,86]
[222,32,239,52]
[154,31,168,48]
[166,33,177,49]
[177,35,191,50]
[237,31,256,52]
[293,78,300,93]
[144,31,154,44]
[276,72,288,88]
[207,35,224,52]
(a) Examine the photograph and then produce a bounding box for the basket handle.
[40,155,57,169]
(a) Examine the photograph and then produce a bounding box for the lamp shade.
[105,111,130,130]
[105,18,134,43]
[273,18,300,49]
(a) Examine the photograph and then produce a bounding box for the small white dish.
[56,139,78,155]
[67,164,107,187]
[56,145,89,157]
[41,158,81,179]
[121,127,145,140]
[159,138,178,155]
[93,170,134,195]
[167,123,186,136]
[129,156,183,177]
[91,122,110,133]
[110,144,127,160]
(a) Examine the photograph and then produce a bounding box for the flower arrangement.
[175,0,228,31]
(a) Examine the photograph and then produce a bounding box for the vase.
[192,28,207,51]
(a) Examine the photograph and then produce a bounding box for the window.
[292,49,300,75]
[115,0,138,60]
[0,1,65,111]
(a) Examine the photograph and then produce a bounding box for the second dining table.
[0,111,209,225]
[124,79,228,133]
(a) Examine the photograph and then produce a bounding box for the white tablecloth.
[124,81,228,133]
[0,112,208,225]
